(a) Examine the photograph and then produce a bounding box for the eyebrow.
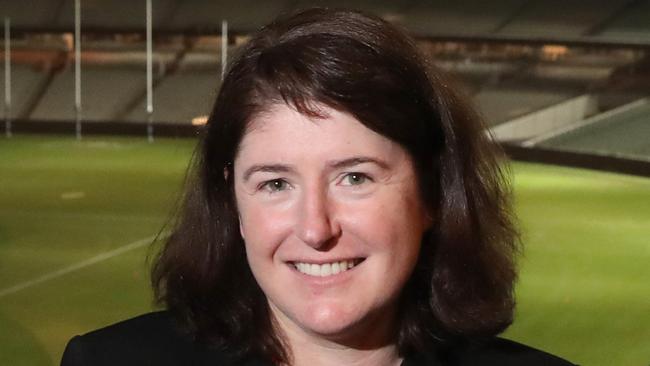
[241,156,389,182]
[242,164,293,182]
[328,156,389,170]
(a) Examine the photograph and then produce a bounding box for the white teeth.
[321,263,332,276]
[294,260,359,277]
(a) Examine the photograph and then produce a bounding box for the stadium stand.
[473,85,578,126]
[0,0,648,161]
[495,0,622,38]
[0,63,50,120]
[593,0,650,41]
[537,99,650,160]
[0,0,649,43]
[29,64,146,122]
[395,0,527,36]
[168,0,283,32]
[124,63,220,124]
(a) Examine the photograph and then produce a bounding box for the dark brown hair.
[152,7,519,363]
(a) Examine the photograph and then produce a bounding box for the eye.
[260,179,290,193]
[341,172,370,186]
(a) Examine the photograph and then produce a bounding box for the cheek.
[341,192,425,255]
[237,198,293,255]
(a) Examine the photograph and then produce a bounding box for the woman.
[62,8,574,366]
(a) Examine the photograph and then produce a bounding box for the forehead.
[235,104,401,163]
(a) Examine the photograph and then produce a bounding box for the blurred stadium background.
[0,1,648,365]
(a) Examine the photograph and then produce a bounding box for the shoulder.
[407,337,576,366]
[451,337,576,365]
[60,311,236,366]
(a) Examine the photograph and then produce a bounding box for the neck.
[288,338,402,366]
[271,305,402,366]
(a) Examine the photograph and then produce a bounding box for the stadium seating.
[539,100,650,160]
[0,64,50,120]
[29,64,146,122]
[495,0,620,38]
[398,0,525,36]
[595,1,650,41]
[124,65,220,124]
[473,85,577,126]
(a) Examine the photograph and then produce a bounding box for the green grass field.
[0,134,648,365]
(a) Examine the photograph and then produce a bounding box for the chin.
[295,302,374,339]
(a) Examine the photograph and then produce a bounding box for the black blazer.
[61,311,575,366]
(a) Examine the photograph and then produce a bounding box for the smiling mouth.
[291,259,364,277]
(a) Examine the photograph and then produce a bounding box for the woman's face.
[234,103,431,343]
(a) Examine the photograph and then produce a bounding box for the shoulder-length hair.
[152,7,519,363]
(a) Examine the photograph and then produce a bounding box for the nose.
[295,185,340,249]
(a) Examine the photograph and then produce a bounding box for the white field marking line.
[0,234,163,298]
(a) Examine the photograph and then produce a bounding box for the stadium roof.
[1,0,649,47]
